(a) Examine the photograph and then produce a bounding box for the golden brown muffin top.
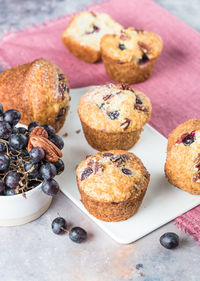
[0,58,70,131]
[76,150,150,202]
[78,83,152,132]
[100,27,163,65]
[62,11,122,51]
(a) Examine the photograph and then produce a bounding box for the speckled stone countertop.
[0,1,200,281]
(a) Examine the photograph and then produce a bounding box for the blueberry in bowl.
[0,104,66,226]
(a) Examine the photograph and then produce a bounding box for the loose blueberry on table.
[160,232,179,249]
[135,263,143,270]
[52,217,68,234]
[51,216,87,243]
[69,227,87,243]
[0,103,65,197]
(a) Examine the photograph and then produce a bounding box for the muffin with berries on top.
[78,83,152,151]
[100,27,163,83]
[165,119,200,195]
[76,150,150,222]
[62,11,123,63]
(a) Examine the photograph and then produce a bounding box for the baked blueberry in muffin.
[100,27,163,83]
[165,119,200,194]
[76,150,150,222]
[62,11,123,63]
[78,83,152,151]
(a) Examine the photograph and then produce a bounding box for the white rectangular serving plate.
[58,86,200,244]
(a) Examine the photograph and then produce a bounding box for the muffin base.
[102,54,158,84]
[81,120,142,151]
[165,152,200,195]
[62,35,101,63]
[78,177,148,222]
[165,163,200,195]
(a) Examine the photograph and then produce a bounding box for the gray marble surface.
[0,0,200,36]
[0,1,200,281]
[1,192,200,281]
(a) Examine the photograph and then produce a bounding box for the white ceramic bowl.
[0,184,52,226]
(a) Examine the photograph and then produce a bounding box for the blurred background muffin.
[100,27,163,83]
[62,11,122,63]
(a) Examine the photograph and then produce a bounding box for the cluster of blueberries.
[0,104,64,196]
[52,217,87,243]
[0,104,88,243]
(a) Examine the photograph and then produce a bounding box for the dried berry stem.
[60,226,70,233]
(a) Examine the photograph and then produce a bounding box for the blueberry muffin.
[100,27,163,83]
[0,59,70,132]
[165,119,200,195]
[62,11,123,63]
[76,150,150,222]
[78,83,152,151]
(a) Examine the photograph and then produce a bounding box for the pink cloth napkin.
[0,0,200,242]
